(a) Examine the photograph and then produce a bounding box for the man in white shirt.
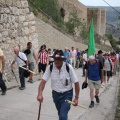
[81,50,87,77]
[11,46,28,90]
[70,47,77,68]
[37,50,80,120]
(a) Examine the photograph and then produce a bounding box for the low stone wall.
[0,0,38,80]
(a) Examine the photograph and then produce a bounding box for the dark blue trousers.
[19,66,26,87]
[52,89,73,120]
[82,64,85,76]
[0,73,7,92]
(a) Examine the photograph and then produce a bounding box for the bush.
[65,12,82,34]
[80,23,88,40]
[105,34,120,51]
[29,0,63,24]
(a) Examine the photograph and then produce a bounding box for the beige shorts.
[88,80,101,89]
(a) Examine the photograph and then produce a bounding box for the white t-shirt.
[83,53,87,65]
[43,62,78,92]
[14,52,27,67]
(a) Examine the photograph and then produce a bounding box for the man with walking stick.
[0,48,7,95]
[37,50,80,120]
[11,46,28,90]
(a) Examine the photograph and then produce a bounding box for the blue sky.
[79,0,120,7]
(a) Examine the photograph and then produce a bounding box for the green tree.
[65,12,82,34]
[80,23,88,40]
[29,0,63,24]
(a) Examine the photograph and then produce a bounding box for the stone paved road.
[0,68,118,120]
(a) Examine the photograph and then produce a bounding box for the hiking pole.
[19,66,36,74]
[11,69,19,84]
[65,100,87,109]
[38,102,41,120]
[3,74,9,84]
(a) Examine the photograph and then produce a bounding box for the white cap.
[89,55,95,60]
[65,47,68,49]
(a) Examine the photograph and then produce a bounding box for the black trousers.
[38,62,47,73]
[19,66,26,87]
[0,73,7,92]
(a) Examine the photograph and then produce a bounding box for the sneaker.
[1,90,7,95]
[82,75,85,77]
[102,82,105,86]
[19,87,25,90]
[29,80,33,83]
[107,81,111,85]
[101,84,104,88]
[28,79,33,83]
[95,95,100,103]
[89,101,94,108]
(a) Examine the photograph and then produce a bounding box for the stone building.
[87,8,106,36]
[57,0,87,22]
[0,0,38,80]
[57,0,106,37]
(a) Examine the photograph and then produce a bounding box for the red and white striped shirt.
[38,51,48,64]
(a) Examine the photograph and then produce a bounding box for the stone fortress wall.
[0,0,38,80]
[57,0,106,36]
[57,0,87,23]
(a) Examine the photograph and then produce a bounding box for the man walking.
[0,48,7,95]
[84,56,103,108]
[103,53,114,85]
[23,42,38,83]
[70,47,77,68]
[64,47,71,64]
[37,50,80,120]
[76,48,81,69]
[81,50,87,77]
[11,46,28,90]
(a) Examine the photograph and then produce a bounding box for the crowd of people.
[0,42,120,120]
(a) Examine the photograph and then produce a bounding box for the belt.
[52,88,73,94]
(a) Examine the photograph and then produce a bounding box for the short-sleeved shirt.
[104,58,112,71]
[64,51,70,63]
[43,62,78,92]
[0,49,4,71]
[96,56,105,67]
[83,53,87,65]
[23,48,35,63]
[85,60,103,81]
[110,56,117,63]
[14,52,27,67]
[38,51,48,64]
[70,49,77,58]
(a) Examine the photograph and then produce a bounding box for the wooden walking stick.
[38,102,41,120]
[3,74,9,84]
[65,100,87,109]
[19,66,36,74]
[11,69,19,84]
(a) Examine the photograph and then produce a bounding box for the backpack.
[50,62,70,73]
[86,60,101,78]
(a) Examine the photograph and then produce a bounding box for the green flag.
[88,18,96,57]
